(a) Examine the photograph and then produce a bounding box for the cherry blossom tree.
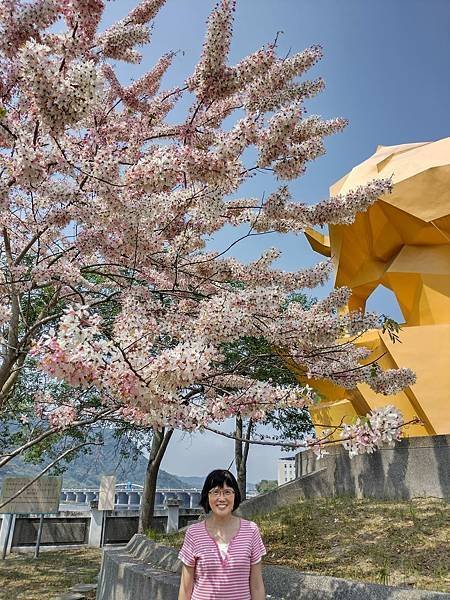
[0,0,417,524]
[220,312,315,501]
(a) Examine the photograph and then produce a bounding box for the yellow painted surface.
[302,137,450,438]
[304,228,331,257]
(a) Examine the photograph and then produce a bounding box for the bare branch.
[205,418,420,449]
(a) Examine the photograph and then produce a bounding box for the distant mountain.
[0,429,256,492]
[1,429,185,490]
[176,475,205,489]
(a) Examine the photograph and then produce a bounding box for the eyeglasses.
[208,488,235,498]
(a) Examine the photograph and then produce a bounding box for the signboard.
[98,475,116,511]
[0,476,62,514]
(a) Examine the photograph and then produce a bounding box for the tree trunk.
[138,427,173,533]
[235,416,244,499]
[234,417,253,502]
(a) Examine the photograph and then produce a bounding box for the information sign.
[0,476,62,514]
[98,475,116,511]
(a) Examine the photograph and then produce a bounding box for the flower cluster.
[187,0,235,99]
[48,405,78,429]
[341,406,404,457]
[19,41,102,132]
[368,367,417,396]
[97,0,165,63]
[0,0,60,57]
[61,0,104,52]
[244,45,324,113]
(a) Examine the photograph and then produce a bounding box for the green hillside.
[0,429,197,490]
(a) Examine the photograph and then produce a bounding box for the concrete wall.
[96,534,450,600]
[1,508,202,552]
[297,434,449,500]
[104,513,199,544]
[12,516,89,546]
[238,469,332,519]
[239,435,449,519]
[97,535,181,600]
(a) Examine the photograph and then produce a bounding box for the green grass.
[0,547,101,600]
[152,496,450,593]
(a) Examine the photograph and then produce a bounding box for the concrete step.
[53,594,85,600]
[71,584,97,593]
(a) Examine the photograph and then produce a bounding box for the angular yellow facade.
[303,137,450,437]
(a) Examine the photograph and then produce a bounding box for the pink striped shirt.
[178,518,266,600]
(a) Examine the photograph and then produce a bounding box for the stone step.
[53,594,86,600]
[71,584,98,593]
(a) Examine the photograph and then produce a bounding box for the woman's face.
[208,483,235,517]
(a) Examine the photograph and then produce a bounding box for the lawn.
[1,497,447,597]
[150,496,450,593]
[0,547,102,600]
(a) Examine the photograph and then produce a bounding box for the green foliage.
[255,479,277,493]
[264,406,313,448]
[221,334,314,439]
[145,528,160,541]
[381,315,402,344]
[146,527,184,546]
[376,558,391,586]
[282,291,316,312]
[219,293,316,444]
[221,335,298,386]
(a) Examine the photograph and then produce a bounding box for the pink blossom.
[48,405,78,429]
[341,406,405,457]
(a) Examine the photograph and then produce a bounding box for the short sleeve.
[178,526,196,567]
[250,524,267,565]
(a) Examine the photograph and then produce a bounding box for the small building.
[277,456,296,486]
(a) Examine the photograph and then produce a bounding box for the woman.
[178,469,266,600]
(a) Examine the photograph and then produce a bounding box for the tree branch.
[242,417,253,465]
[205,418,420,450]
[154,428,174,465]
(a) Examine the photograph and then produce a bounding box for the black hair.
[199,469,241,513]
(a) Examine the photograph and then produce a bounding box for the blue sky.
[103,0,449,483]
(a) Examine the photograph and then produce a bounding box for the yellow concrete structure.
[303,137,450,437]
